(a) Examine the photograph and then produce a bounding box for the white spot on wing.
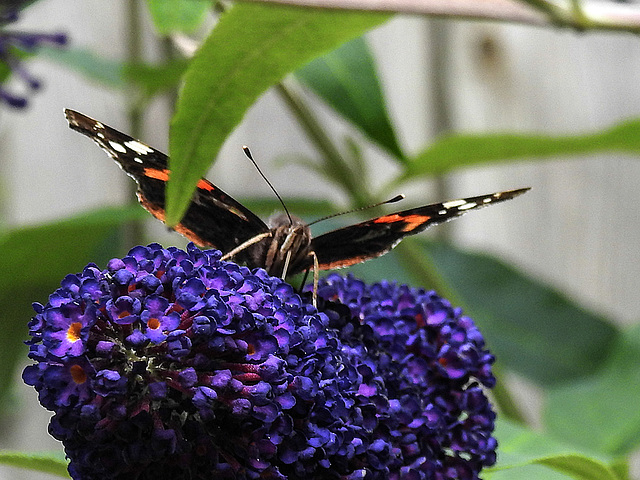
[458,202,477,211]
[109,141,127,154]
[134,157,143,164]
[125,140,154,155]
[442,199,466,208]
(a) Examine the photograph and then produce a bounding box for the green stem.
[395,241,457,297]
[568,0,590,28]
[519,0,568,25]
[521,0,596,29]
[124,0,145,248]
[126,0,143,138]
[428,18,453,242]
[275,80,372,208]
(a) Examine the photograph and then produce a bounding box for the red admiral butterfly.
[65,109,529,280]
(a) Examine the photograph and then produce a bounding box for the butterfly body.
[65,109,529,278]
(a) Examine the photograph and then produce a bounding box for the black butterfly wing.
[311,188,530,270]
[65,109,270,256]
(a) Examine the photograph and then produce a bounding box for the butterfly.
[65,109,529,281]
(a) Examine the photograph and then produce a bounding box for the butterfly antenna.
[242,146,293,225]
[307,194,405,226]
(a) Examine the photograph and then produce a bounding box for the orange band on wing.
[373,214,431,232]
[197,179,215,192]
[143,169,215,194]
[138,194,211,248]
[142,168,170,181]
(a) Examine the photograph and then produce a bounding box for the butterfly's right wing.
[310,188,530,270]
[65,109,270,255]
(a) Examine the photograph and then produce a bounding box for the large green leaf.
[0,451,68,478]
[411,240,618,386]
[546,324,640,456]
[402,117,640,180]
[166,2,390,225]
[295,36,404,160]
[145,0,209,35]
[486,420,621,480]
[0,206,146,411]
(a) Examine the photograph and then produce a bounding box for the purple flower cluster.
[0,5,67,108]
[315,274,498,479]
[23,243,497,480]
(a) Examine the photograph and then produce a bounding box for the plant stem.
[518,0,567,24]
[427,18,453,242]
[275,79,372,208]
[240,0,640,33]
[124,0,145,248]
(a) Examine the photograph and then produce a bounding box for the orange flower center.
[66,322,83,342]
[147,317,160,330]
[69,364,87,384]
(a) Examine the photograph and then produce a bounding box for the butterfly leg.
[311,251,319,308]
[221,232,271,261]
[296,252,319,307]
[281,250,292,279]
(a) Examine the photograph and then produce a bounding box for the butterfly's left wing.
[310,188,529,270]
[65,109,270,256]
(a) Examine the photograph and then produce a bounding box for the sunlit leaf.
[167,2,390,225]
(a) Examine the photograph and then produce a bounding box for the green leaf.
[124,59,189,98]
[296,36,404,160]
[546,324,640,456]
[403,117,640,180]
[0,58,10,83]
[39,47,125,88]
[488,420,621,480]
[167,2,390,225]
[0,450,68,477]
[0,206,146,410]
[416,240,619,386]
[145,0,209,35]
[0,206,146,289]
